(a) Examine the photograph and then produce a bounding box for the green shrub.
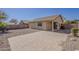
[64,20,71,24]
[71,21,78,24]
[71,28,79,36]
[0,22,8,27]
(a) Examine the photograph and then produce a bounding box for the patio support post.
[52,21,54,31]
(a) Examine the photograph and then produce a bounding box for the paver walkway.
[8,31,68,51]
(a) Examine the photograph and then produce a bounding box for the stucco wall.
[29,16,63,31]
[29,22,37,29]
[36,22,47,30]
[37,21,52,30]
[54,16,63,25]
[53,16,63,30]
[45,21,52,30]
[29,21,48,30]
[42,22,48,30]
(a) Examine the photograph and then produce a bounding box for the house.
[29,15,64,31]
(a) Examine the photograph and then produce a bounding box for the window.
[38,22,42,26]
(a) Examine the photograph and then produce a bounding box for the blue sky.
[1,8,79,21]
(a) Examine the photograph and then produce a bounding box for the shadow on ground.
[57,29,71,34]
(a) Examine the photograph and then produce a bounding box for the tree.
[0,10,8,33]
[9,19,18,24]
[64,20,71,24]
[71,20,78,24]
[19,20,29,24]
[0,10,7,22]
[19,20,24,24]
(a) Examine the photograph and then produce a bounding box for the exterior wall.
[53,16,63,31]
[42,21,48,30]
[29,23,32,28]
[45,21,52,30]
[36,21,52,30]
[29,22,37,29]
[36,21,47,30]
[29,16,63,31]
[29,21,48,30]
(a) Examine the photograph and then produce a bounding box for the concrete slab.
[8,31,68,51]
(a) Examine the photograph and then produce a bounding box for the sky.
[1,8,79,22]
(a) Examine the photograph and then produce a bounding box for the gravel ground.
[0,29,40,51]
[61,36,79,51]
[0,35,10,51]
[6,29,40,38]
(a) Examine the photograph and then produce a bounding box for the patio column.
[52,21,54,31]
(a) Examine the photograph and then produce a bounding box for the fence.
[64,24,78,29]
[7,24,29,30]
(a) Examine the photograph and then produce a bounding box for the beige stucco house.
[29,15,64,31]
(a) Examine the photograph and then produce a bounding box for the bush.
[71,28,79,36]
[71,21,77,24]
[0,22,7,27]
[64,20,71,24]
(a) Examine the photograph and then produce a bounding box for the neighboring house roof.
[29,15,64,22]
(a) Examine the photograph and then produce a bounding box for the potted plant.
[71,28,79,37]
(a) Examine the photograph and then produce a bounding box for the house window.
[38,22,42,26]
